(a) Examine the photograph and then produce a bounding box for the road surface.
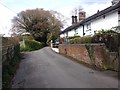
[11,47,118,88]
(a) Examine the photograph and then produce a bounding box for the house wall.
[60,34,64,38]
[68,30,75,37]
[67,26,84,37]
[76,26,83,36]
[85,10,118,36]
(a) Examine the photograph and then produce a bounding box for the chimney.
[97,10,100,13]
[72,16,75,24]
[74,16,77,23]
[79,11,86,22]
[111,0,120,5]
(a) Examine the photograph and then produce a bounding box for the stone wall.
[59,44,119,71]
[2,37,20,64]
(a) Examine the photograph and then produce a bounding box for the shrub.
[68,35,80,39]
[69,36,92,44]
[96,29,118,35]
[20,40,43,52]
[92,29,119,52]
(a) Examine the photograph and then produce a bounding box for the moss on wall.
[85,44,95,66]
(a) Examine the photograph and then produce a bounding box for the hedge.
[69,36,92,44]
[20,40,43,52]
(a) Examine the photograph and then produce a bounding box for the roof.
[60,1,120,35]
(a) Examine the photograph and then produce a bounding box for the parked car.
[53,42,59,48]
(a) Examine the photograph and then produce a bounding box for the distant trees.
[71,5,83,16]
[11,8,65,46]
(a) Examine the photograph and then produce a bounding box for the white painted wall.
[68,30,75,37]
[85,10,118,36]
[60,34,64,38]
[76,26,83,36]
[67,26,83,37]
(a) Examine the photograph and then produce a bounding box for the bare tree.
[11,8,65,45]
[71,5,83,16]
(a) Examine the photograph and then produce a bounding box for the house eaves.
[60,22,83,34]
[60,1,120,35]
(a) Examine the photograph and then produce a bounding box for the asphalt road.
[11,47,119,88]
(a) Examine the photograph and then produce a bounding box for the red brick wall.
[66,45,91,64]
[59,44,116,70]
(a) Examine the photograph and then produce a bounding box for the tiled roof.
[60,1,120,34]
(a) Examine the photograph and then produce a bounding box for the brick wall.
[59,44,118,71]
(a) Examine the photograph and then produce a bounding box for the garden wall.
[2,37,20,65]
[2,37,21,88]
[59,44,119,71]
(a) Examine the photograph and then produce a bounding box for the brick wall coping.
[59,43,105,46]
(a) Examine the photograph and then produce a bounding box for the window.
[103,15,105,19]
[86,23,91,32]
[86,23,91,29]
[74,29,78,35]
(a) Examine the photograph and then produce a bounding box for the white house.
[60,0,120,38]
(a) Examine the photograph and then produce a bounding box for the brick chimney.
[79,11,86,22]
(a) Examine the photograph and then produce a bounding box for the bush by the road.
[69,36,92,44]
[20,40,43,52]
[92,30,120,52]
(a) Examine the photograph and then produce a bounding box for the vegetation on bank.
[2,34,44,89]
[20,39,43,52]
[20,34,43,52]
[2,44,21,89]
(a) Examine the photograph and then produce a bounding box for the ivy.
[85,44,95,66]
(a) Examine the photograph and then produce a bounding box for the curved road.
[12,47,118,88]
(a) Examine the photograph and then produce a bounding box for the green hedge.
[68,35,80,39]
[69,36,92,44]
[20,40,43,52]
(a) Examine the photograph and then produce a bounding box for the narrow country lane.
[11,47,118,88]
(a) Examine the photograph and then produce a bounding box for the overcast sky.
[0,0,112,35]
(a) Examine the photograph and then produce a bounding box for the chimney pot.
[72,16,75,24]
[74,16,77,23]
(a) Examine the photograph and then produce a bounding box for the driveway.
[11,47,118,88]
